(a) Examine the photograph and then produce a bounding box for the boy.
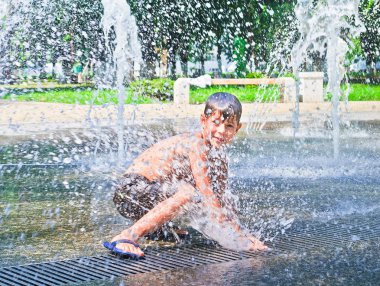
[103,92,267,258]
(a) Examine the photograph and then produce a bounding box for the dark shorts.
[113,173,168,221]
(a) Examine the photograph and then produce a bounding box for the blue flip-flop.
[103,239,144,260]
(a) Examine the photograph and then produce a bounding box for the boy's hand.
[239,234,268,251]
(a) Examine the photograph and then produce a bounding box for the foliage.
[347,71,380,84]
[221,72,237,79]
[127,0,296,76]
[246,71,265,78]
[1,0,379,84]
[0,0,105,83]
[233,37,248,77]
[129,78,174,101]
[345,37,364,66]
[358,0,380,70]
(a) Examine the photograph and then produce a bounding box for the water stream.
[291,0,363,159]
[101,0,141,165]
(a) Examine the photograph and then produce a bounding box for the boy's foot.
[110,234,144,257]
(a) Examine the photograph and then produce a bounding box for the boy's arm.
[188,138,267,250]
[188,140,241,232]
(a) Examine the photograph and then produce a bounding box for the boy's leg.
[111,182,196,256]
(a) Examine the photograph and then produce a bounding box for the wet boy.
[103,92,267,258]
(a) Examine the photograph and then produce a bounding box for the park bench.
[174,72,324,104]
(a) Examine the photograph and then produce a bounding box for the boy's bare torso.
[126,132,228,196]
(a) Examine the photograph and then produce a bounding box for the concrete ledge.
[1,100,379,136]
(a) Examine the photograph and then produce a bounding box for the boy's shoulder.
[159,132,201,146]
[150,132,205,156]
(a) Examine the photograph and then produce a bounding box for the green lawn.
[347,84,380,101]
[2,88,155,104]
[1,83,379,104]
[190,85,281,104]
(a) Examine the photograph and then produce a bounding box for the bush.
[129,78,174,101]
[221,72,236,79]
[347,71,380,84]
[246,71,265,78]
[282,72,296,79]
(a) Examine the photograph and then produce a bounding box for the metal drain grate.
[272,213,380,252]
[0,245,270,286]
[1,213,379,286]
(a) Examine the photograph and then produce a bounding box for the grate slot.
[83,257,145,276]
[141,251,195,268]
[178,247,231,263]
[34,262,90,283]
[96,256,153,274]
[89,257,144,275]
[0,275,17,286]
[59,259,115,279]
[144,252,189,269]
[147,249,203,267]
[148,249,204,267]
[204,247,245,260]
[74,258,126,278]
[162,247,214,264]
[240,249,268,258]
[54,261,105,280]
[175,248,229,264]
[80,257,127,272]
[4,266,59,286]
[196,248,239,262]
[190,246,249,261]
[0,268,42,286]
[135,257,176,270]
[26,265,79,284]
[104,255,169,273]
[98,255,173,272]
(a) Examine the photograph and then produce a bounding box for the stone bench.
[174,72,324,104]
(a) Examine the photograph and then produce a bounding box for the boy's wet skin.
[109,94,268,257]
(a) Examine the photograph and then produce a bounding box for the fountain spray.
[291,0,363,159]
[101,0,142,166]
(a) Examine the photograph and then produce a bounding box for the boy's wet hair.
[204,92,242,123]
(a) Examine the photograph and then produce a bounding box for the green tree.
[1,0,105,82]
[359,0,380,72]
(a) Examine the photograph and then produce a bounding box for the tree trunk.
[180,52,189,77]
[200,55,205,75]
[181,60,188,77]
[141,60,156,78]
[169,55,176,79]
[160,49,168,77]
[62,59,71,83]
[217,44,222,77]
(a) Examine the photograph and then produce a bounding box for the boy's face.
[201,110,242,148]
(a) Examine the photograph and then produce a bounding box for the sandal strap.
[112,239,140,248]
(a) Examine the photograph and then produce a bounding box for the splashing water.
[101,0,142,165]
[291,0,364,159]
[0,0,9,17]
